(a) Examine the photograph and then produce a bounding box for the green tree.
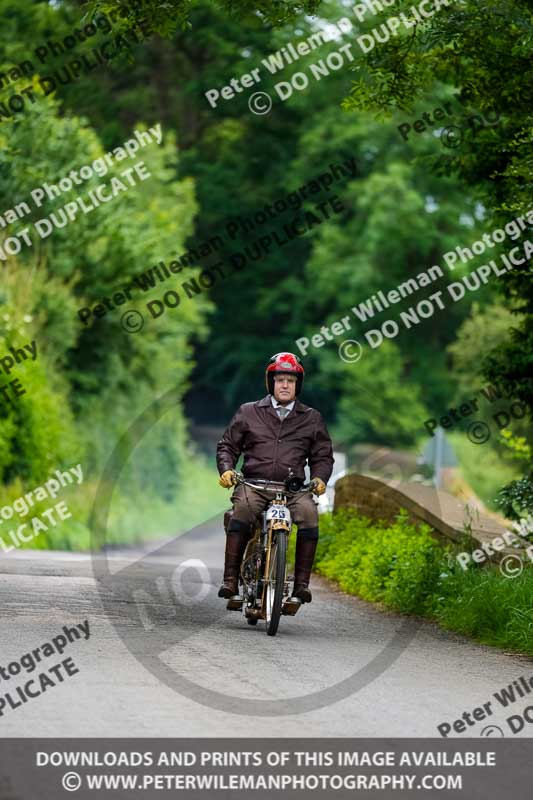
[0,87,209,501]
[94,0,321,35]
[341,0,533,415]
[447,302,523,398]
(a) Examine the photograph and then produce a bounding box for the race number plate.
[266,505,291,524]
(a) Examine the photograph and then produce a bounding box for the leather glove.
[312,477,327,496]
[219,470,236,489]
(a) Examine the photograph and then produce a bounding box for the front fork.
[259,524,274,616]
[243,516,290,618]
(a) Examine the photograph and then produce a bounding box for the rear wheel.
[265,529,287,636]
[247,616,258,626]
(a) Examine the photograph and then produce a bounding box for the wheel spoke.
[265,541,277,623]
[264,530,286,636]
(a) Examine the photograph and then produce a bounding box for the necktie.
[278,407,289,420]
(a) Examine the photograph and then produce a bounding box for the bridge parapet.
[333,473,524,559]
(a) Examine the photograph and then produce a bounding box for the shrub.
[314,509,450,615]
[316,508,533,655]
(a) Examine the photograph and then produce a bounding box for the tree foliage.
[1,0,530,532]
[342,0,533,416]
[93,0,321,36]
[0,82,209,501]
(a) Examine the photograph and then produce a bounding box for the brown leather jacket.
[217,395,334,484]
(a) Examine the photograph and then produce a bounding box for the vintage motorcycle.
[225,472,318,636]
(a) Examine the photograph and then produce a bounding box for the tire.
[265,530,286,637]
[247,617,258,626]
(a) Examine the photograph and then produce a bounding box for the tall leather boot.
[218,525,250,598]
[292,529,319,603]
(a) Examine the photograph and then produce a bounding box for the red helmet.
[265,352,305,396]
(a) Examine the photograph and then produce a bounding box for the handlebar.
[232,472,318,495]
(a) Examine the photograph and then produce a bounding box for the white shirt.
[270,395,295,419]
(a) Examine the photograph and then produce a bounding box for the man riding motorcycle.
[216,352,334,604]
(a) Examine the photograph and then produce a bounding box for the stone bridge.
[334,473,526,561]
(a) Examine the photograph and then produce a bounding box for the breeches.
[229,484,319,534]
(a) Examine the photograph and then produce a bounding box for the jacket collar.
[258,395,310,414]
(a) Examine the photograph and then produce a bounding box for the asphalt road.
[0,516,532,738]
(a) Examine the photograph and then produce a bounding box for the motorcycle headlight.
[285,476,303,493]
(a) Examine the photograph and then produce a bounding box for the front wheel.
[264,530,287,636]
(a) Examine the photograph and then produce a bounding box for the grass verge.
[0,453,225,552]
[448,431,521,511]
[315,508,533,656]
